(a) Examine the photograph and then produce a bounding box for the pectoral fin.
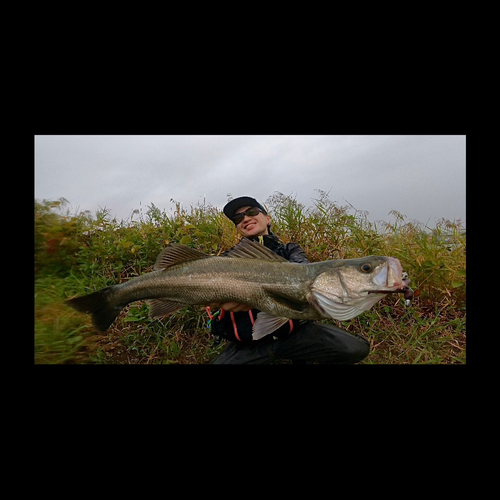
[252,312,290,340]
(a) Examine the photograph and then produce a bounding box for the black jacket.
[246,232,309,264]
[210,232,309,343]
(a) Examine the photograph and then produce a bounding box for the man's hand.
[206,301,252,312]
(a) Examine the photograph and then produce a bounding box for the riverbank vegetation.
[34,191,466,364]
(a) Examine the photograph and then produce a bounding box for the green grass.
[342,300,465,364]
[34,192,466,364]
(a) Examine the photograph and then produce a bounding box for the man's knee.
[293,322,370,364]
[345,334,370,363]
[317,324,370,363]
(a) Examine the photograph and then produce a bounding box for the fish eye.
[360,263,372,273]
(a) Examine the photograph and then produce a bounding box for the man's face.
[234,206,271,238]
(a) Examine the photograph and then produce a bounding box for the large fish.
[66,238,412,340]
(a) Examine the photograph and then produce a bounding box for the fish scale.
[66,238,411,338]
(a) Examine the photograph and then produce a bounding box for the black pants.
[210,322,370,364]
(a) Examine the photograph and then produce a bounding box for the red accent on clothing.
[206,307,214,320]
[230,311,241,341]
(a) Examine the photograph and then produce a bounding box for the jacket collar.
[248,231,282,251]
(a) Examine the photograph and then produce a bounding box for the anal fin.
[147,298,185,318]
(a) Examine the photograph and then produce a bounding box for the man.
[208,196,370,364]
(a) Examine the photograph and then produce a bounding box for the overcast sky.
[34,135,466,228]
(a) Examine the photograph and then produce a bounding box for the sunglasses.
[232,207,265,225]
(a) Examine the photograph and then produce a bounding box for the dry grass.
[34,192,465,364]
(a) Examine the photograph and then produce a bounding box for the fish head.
[309,256,408,321]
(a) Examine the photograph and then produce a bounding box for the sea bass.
[66,238,412,340]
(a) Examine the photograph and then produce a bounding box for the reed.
[34,192,465,364]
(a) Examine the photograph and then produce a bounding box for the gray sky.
[34,135,466,227]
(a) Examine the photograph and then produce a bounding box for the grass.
[34,192,466,364]
[340,299,466,364]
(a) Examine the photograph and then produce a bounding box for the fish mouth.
[368,286,414,302]
[368,285,411,295]
[368,258,413,300]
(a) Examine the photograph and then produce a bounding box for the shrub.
[34,192,465,364]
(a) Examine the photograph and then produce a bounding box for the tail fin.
[66,287,122,332]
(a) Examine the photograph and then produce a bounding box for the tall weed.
[34,192,465,364]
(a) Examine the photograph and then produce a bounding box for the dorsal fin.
[224,238,287,262]
[153,244,210,270]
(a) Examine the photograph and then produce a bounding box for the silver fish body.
[66,238,410,339]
